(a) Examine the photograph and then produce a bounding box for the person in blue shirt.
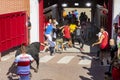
[45,19,54,41]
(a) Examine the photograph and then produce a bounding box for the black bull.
[15,42,40,72]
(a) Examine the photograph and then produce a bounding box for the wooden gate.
[0,11,28,53]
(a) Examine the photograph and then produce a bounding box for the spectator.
[83,12,88,23]
[79,12,84,25]
[67,12,72,23]
[92,27,109,65]
[107,39,118,74]
[74,9,79,20]
[71,10,76,24]
[27,17,31,30]
[62,10,67,21]
[94,31,102,60]
[27,16,31,44]
[109,39,118,61]
[86,18,92,41]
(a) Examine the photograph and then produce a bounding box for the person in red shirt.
[92,27,109,65]
[62,23,72,48]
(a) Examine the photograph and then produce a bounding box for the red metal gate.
[0,11,28,53]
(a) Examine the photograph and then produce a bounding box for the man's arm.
[59,26,64,29]
[92,34,104,46]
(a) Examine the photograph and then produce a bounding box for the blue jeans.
[19,75,30,80]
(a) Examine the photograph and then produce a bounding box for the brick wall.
[0,0,30,16]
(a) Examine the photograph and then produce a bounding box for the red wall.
[0,11,28,52]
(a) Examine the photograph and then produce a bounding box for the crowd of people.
[41,13,93,56]
[63,9,93,41]
[39,9,94,56]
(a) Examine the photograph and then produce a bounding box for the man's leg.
[96,50,100,59]
[79,36,84,49]
[49,47,54,56]
[68,39,72,47]
[71,33,74,46]
[100,50,105,65]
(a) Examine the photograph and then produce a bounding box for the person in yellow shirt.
[63,10,67,17]
[62,10,67,21]
[69,22,78,46]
